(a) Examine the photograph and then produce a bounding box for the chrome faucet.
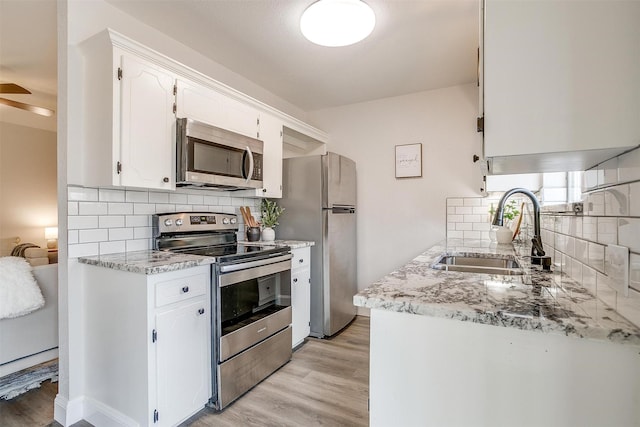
[492,188,552,270]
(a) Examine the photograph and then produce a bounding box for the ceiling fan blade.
[0,83,32,94]
[0,97,54,117]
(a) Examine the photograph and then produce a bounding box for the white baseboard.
[54,394,86,427]
[84,397,138,427]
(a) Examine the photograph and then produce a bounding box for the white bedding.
[0,256,45,319]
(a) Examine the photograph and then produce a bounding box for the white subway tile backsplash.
[126,215,150,227]
[447,214,463,223]
[447,198,463,207]
[68,186,98,202]
[582,217,598,241]
[149,192,169,203]
[586,191,605,216]
[597,217,617,244]
[203,195,219,205]
[463,198,481,207]
[126,239,150,252]
[463,214,481,223]
[175,204,194,212]
[187,194,204,205]
[68,202,78,216]
[473,222,490,231]
[79,229,109,243]
[605,244,629,296]
[570,258,582,282]
[68,230,78,245]
[108,202,134,215]
[618,218,640,253]
[98,189,125,202]
[169,193,188,204]
[447,230,464,239]
[125,190,148,203]
[133,203,156,215]
[155,204,176,213]
[455,206,474,215]
[447,222,456,231]
[78,202,108,216]
[604,185,629,216]
[231,197,245,207]
[134,227,152,239]
[109,228,134,241]
[456,223,473,231]
[99,240,126,255]
[629,182,640,217]
[575,239,588,264]
[99,216,125,228]
[463,230,482,239]
[68,242,99,258]
[68,216,99,230]
[588,242,605,273]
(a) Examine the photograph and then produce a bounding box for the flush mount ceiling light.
[300,0,376,47]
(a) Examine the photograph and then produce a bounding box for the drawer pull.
[257,327,267,333]
[182,286,189,293]
[198,308,205,315]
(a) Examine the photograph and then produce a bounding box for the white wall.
[308,84,482,296]
[0,122,57,255]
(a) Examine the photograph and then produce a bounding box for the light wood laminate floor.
[0,316,370,427]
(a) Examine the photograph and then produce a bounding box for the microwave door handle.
[244,146,254,182]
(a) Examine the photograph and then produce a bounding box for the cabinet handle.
[262,188,267,193]
[293,278,298,283]
[163,177,169,183]
[299,259,304,263]
[182,286,189,293]
[198,308,205,315]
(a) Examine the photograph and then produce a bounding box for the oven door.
[213,253,292,409]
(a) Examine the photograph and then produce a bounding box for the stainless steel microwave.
[176,118,264,190]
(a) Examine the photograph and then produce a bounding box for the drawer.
[291,247,310,271]
[156,272,208,307]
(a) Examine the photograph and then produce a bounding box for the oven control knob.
[164,219,173,227]
[175,219,183,226]
[222,217,230,225]
[230,217,237,224]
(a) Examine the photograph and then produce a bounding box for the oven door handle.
[218,253,292,274]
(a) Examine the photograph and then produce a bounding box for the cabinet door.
[119,53,176,190]
[257,113,283,198]
[175,79,259,138]
[484,0,640,158]
[155,298,210,427]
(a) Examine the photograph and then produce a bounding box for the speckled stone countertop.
[238,240,315,249]
[354,239,640,346]
[79,250,215,275]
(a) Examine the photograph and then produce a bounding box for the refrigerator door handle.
[330,206,355,214]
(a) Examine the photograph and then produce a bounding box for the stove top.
[153,212,290,264]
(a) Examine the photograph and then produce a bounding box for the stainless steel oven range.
[152,212,292,410]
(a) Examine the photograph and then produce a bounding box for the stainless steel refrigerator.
[278,152,357,338]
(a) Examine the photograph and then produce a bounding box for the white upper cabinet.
[79,30,176,190]
[175,79,259,138]
[119,54,176,189]
[482,0,640,174]
[256,113,284,198]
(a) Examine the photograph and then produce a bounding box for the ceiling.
[0,0,478,130]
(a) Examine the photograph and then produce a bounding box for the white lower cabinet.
[84,264,211,427]
[291,247,311,348]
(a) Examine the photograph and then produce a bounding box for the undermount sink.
[431,253,525,275]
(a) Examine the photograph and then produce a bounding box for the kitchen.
[1,0,639,426]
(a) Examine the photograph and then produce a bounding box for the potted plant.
[488,200,521,242]
[260,198,284,241]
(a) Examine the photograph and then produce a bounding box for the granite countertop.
[354,239,640,346]
[238,240,315,249]
[79,250,215,275]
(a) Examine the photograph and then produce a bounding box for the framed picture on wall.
[395,143,422,178]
